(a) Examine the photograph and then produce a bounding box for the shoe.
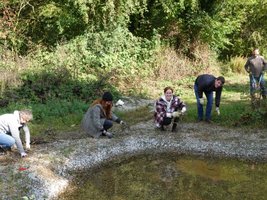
[102,130,113,138]
[205,119,213,124]
[197,119,203,122]
[155,125,166,131]
[160,125,166,131]
[105,131,113,139]
[171,123,177,132]
[0,146,6,155]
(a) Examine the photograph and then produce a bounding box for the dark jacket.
[195,74,223,107]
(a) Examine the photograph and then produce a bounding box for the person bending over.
[0,110,33,157]
[194,74,225,123]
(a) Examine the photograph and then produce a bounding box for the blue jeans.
[0,133,15,148]
[249,74,267,96]
[194,84,213,120]
[103,120,113,131]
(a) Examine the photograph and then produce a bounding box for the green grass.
[1,73,266,142]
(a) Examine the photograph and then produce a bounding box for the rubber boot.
[171,123,177,132]
[171,117,179,132]
[160,125,166,131]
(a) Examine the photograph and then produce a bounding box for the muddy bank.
[1,119,266,200]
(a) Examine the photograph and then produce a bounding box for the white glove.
[166,113,172,118]
[26,143,31,150]
[120,120,126,125]
[216,107,220,115]
[181,107,187,114]
[21,152,27,158]
[199,98,204,105]
[172,111,181,118]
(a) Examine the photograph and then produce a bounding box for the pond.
[59,153,267,200]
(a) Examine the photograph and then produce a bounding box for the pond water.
[59,153,267,200]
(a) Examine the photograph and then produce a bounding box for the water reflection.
[59,154,267,200]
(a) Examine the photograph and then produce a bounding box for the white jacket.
[0,110,30,153]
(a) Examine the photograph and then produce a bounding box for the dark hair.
[102,91,113,101]
[164,86,173,93]
[216,76,225,85]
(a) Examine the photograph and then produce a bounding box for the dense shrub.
[229,56,246,74]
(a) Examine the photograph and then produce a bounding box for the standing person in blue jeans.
[194,74,225,123]
[244,48,267,99]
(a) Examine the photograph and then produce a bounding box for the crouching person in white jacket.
[0,110,33,157]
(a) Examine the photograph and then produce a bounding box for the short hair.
[216,76,225,85]
[19,110,33,121]
[164,86,174,93]
[253,48,259,52]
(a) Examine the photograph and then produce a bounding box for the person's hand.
[216,107,220,115]
[172,111,181,118]
[102,130,113,138]
[166,113,172,118]
[120,120,126,125]
[199,98,204,105]
[21,152,27,158]
[181,107,187,115]
[25,144,31,149]
[25,143,31,150]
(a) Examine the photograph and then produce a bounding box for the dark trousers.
[103,120,113,130]
[161,117,172,126]
[161,116,179,125]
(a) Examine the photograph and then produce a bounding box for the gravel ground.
[1,99,267,199]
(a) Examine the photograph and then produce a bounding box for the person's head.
[101,91,113,108]
[19,110,33,124]
[163,86,174,101]
[215,76,225,88]
[252,48,260,56]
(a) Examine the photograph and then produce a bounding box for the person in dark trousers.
[194,74,225,123]
[244,48,267,99]
[154,86,186,132]
[81,91,125,139]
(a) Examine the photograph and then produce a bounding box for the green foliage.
[220,0,267,58]
[83,26,160,77]
[26,0,87,48]
[1,0,267,138]
[1,0,267,60]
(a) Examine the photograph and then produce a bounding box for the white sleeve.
[9,124,25,153]
[23,125,30,146]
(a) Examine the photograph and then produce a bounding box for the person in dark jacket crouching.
[81,92,125,138]
[154,86,186,132]
[194,74,225,123]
